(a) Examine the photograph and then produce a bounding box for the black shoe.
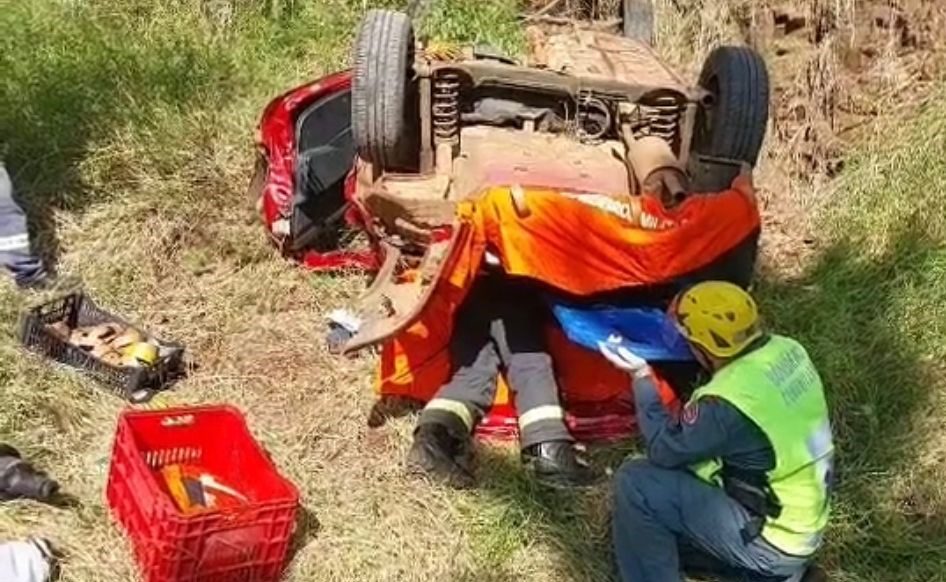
[521,440,604,488]
[406,422,475,489]
[0,445,60,503]
[15,271,51,290]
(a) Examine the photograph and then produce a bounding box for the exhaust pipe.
[625,135,690,206]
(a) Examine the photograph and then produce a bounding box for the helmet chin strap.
[690,342,729,373]
[691,344,715,372]
[695,334,770,374]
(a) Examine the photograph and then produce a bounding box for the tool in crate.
[51,321,160,368]
[161,463,249,515]
[19,292,186,403]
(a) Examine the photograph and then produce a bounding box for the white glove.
[326,309,362,334]
[598,334,652,378]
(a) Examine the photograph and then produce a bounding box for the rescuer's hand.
[597,334,652,378]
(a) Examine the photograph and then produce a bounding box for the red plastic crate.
[106,405,300,582]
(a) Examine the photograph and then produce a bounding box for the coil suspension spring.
[647,95,684,143]
[432,72,460,144]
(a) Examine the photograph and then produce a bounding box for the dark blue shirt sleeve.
[631,373,771,470]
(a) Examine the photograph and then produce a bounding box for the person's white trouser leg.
[0,539,51,582]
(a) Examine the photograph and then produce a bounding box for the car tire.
[622,0,655,45]
[693,46,770,166]
[352,9,418,171]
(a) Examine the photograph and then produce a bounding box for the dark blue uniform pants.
[613,459,809,582]
[419,274,572,448]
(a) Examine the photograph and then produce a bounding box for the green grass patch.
[452,444,618,581]
[757,93,946,581]
[420,0,525,58]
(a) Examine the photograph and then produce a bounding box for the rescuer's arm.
[629,372,739,468]
[598,335,765,469]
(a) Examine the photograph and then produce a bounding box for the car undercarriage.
[251,7,770,440]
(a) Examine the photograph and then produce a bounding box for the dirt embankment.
[525,1,944,274]
[759,0,944,177]
[744,0,945,273]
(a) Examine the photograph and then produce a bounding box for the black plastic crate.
[19,293,185,402]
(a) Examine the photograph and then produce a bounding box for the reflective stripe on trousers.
[419,275,572,447]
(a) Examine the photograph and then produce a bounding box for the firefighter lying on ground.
[406,254,602,488]
[600,281,833,582]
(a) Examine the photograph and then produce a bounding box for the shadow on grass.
[756,223,946,581]
[452,443,632,582]
[287,503,321,565]
[0,3,241,270]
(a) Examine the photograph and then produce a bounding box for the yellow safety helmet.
[670,281,763,358]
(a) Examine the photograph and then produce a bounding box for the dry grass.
[2,1,946,581]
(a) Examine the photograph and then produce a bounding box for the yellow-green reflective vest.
[690,335,834,557]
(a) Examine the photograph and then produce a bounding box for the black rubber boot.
[406,421,475,489]
[0,444,60,502]
[521,440,604,488]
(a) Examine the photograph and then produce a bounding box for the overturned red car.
[250,9,768,441]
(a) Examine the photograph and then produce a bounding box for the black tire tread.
[352,9,414,169]
[695,46,770,165]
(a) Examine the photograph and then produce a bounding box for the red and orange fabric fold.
[375,179,760,421]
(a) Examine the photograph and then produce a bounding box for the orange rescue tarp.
[376,179,759,407]
[478,178,760,295]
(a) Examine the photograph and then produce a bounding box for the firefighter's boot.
[0,445,59,503]
[521,440,603,488]
[406,419,475,489]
